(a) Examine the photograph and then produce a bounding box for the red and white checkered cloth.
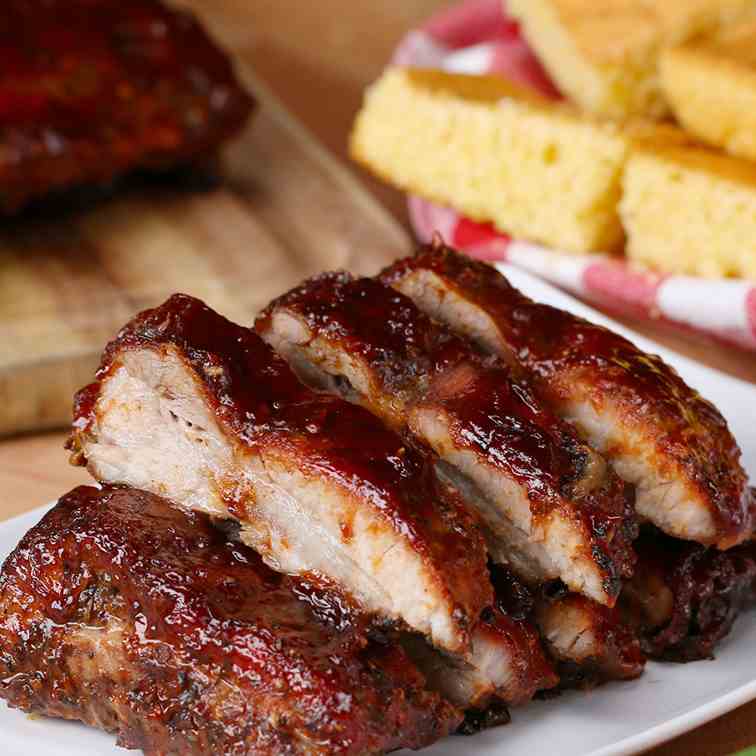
[393,0,756,351]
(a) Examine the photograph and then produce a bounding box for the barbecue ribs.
[485,565,645,689]
[0,486,459,754]
[622,523,756,661]
[258,273,636,607]
[0,0,253,213]
[535,586,645,687]
[67,294,491,656]
[404,570,558,709]
[381,243,753,549]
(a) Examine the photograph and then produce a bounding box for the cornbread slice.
[350,67,686,254]
[620,145,756,278]
[509,0,756,119]
[351,67,625,253]
[662,20,756,162]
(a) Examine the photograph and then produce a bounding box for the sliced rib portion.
[622,524,756,661]
[381,243,753,549]
[535,586,645,688]
[258,274,636,606]
[0,0,253,214]
[404,577,558,710]
[222,515,559,712]
[0,486,459,754]
[67,294,491,655]
[488,565,644,690]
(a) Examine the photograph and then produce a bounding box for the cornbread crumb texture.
[350,66,628,253]
[662,20,756,162]
[350,67,689,254]
[508,0,756,119]
[621,145,756,279]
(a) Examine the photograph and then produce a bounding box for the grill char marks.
[258,274,637,607]
[0,0,253,214]
[68,294,492,656]
[0,486,460,754]
[381,244,752,549]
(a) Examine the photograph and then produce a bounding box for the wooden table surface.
[1,2,755,754]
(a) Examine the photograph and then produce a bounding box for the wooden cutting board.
[0,69,410,437]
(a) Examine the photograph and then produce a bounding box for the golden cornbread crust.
[662,20,756,162]
[350,67,688,254]
[509,0,756,119]
[620,145,756,278]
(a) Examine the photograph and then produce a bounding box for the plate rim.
[589,679,756,756]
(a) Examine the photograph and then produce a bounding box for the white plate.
[1,264,755,756]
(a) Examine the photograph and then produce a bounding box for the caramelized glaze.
[0,0,253,212]
[262,274,637,597]
[0,486,459,753]
[623,524,756,661]
[258,271,471,410]
[489,565,645,690]
[69,294,492,634]
[479,567,559,703]
[382,244,752,546]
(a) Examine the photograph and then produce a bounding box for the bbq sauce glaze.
[625,523,756,661]
[382,243,753,546]
[263,272,637,595]
[0,0,253,212]
[0,486,459,752]
[68,294,492,628]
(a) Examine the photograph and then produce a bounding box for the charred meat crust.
[258,273,637,605]
[482,569,560,704]
[457,701,511,736]
[380,244,752,548]
[622,526,756,662]
[401,566,557,712]
[256,270,471,436]
[0,0,253,214]
[536,585,645,689]
[419,364,637,602]
[492,567,644,690]
[0,486,460,754]
[68,294,492,652]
